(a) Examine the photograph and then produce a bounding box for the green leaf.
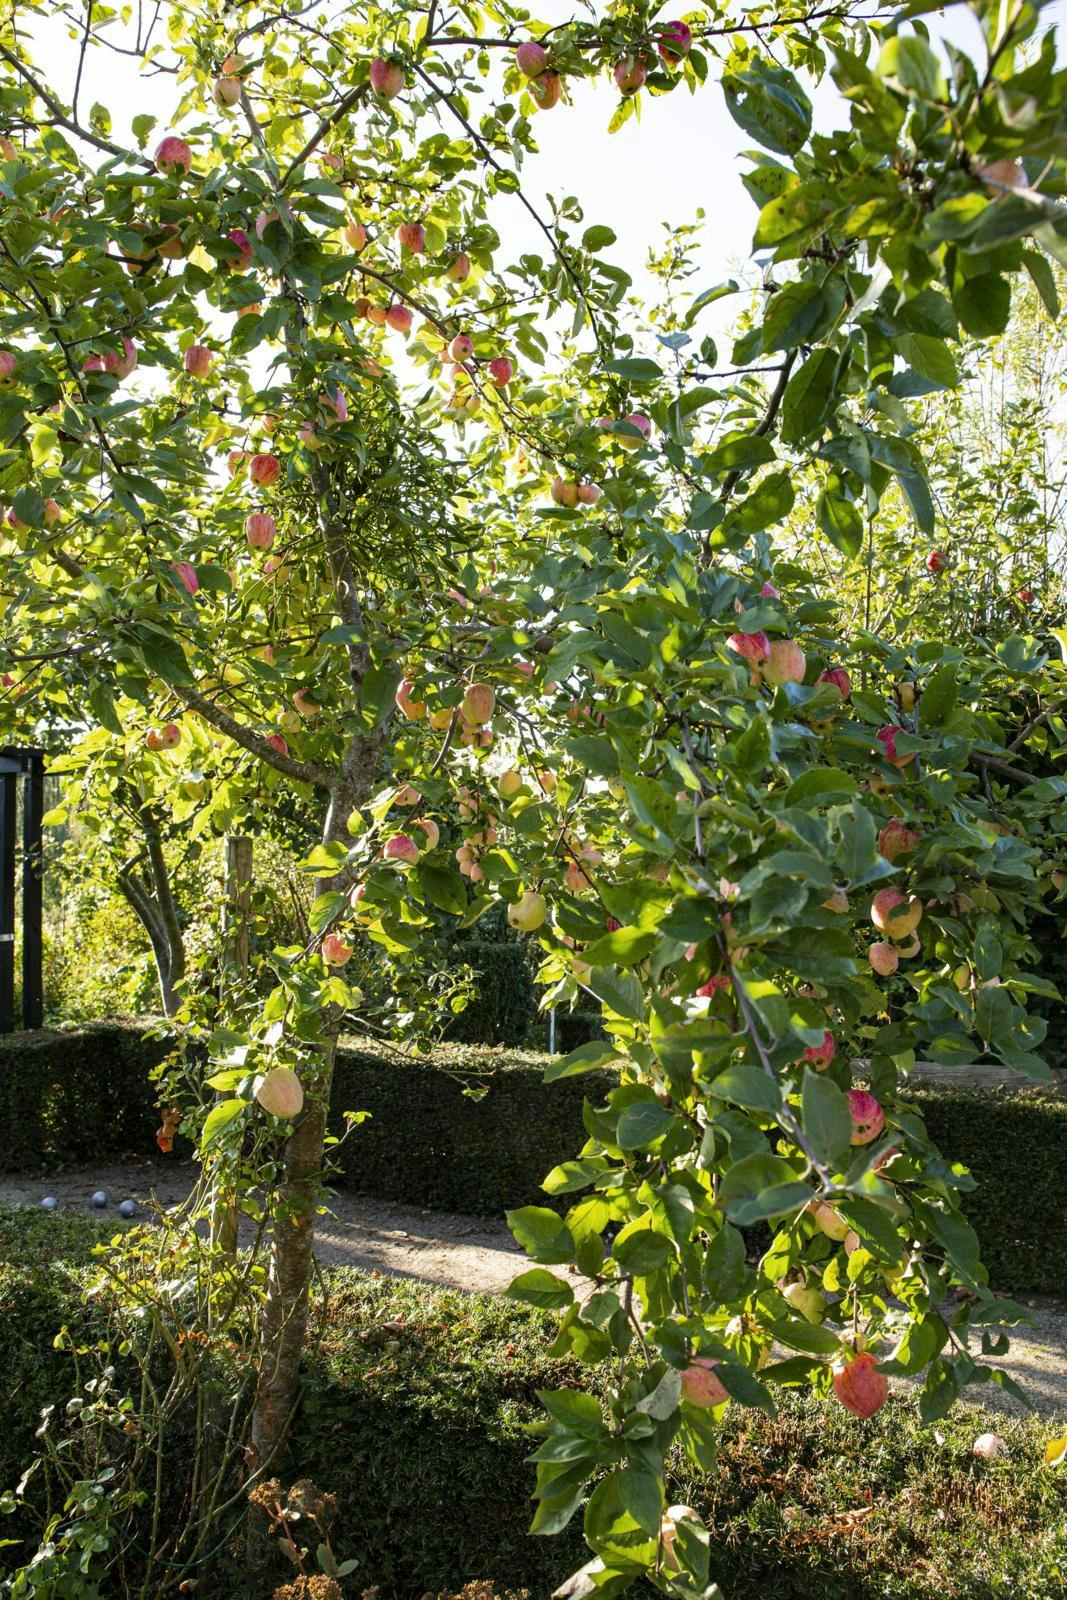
[952,272,1011,338]
[762,282,826,353]
[417,862,468,916]
[711,1062,781,1114]
[543,1041,619,1083]
[704,1223,748,1302]
[918,666,959,729]
[721,1154,813,1225]
[308,890,346,935]
[816,490,864,558]
[583,926,655,967]
[782,348,839,443]
[1023,248,1060,318]
[200,1097,246,1150]
[897,332,958,389]
[784,767,859,806]
[507,1206,575,1265]
[801,1069,853,1167]
[616,1100,676,1150]
[613,1222,673,1275]
[603,357,662,383]
[723,61,812,156]
[507,1268,575,1310]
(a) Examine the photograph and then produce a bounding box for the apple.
[386,305,413,334]
[577,481,600,505]
[680,1357,728,1408]
[292,689,320,719]
[383,833,420,864]
[973,1431,1008,1459]
[657,21,693,64]
[868,941,899,975]
[450,334,474,362]
[811,1201,850,1242]
[764,638,806,686]
[183,343,213,378]
[874,725,913,768]
[173,561,199,596]
[822,887,849,914]
[616,412,651,451]
[613,54,648,95]
[551,476,579,508]
[227,450,248,478]
[411,817,440,850]
[366,305,388,326]
[832,1351,888,1417]
[515,41,548,76]
[102,337,138,379]
[498,769,523,799]
[1018,586,1035,604]
[878,819,921,861]
[726,630,771,664]
[227,228,253,270]
[265,733,288,756]
[925,549,948,574]
[870,888,922,939]
[446,253,471,283]
[158,223,184,259]
[397,221,426,253]
[535,770,557,796]
[0,350,16,379]
[976,158,1025,188]
[804,1030,835,1070]
[43,498,61,525]
[154,135,192,175]
[342,220,368,253]
[818,667,852,700]
[487,356,513,388]
[249,453,281,486]
[783,1281,825,1323]
[395,678,427,720]
[320,932,354,966]
[461,682,495,724]
[236,302,261,319]
[256,1065,304,1117]
[528,70,562,110]
[370,57,405,98]
[297,421,320,450]
[895,680,917,713]
[848,1088,885,1146]
[213,75,241,108]
[246,512,277,550]
[508,890,547,932]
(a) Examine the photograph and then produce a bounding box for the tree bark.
[247,788,352,1480]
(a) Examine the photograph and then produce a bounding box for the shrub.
[0,1022,172,1171]
[443,940,536,1047]
[0,1211,1063,1600]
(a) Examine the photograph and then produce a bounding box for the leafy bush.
[443,940,536,1047]
[0,1212,1062,1600]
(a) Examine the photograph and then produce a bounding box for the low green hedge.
[0,1210,1064,1600]
[0,1021,172,1171]
[2,1026,1066,1295]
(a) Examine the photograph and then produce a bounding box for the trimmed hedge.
[0,1021,171,1171]
[2,1026,1066,1294]
[1,1211,1065,1600]
[443,940,536,1048]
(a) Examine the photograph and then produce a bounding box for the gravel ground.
[2,1160,1064,1421]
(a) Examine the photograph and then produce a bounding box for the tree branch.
[180,686,330,789]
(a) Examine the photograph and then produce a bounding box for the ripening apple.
[183,343,213,378]
[226,228,253,270]
[973,1431,1009,1459]
[616,412,651,451]
[680,1357,729,1408]
[246,512,276,551]
[386,305,413,334]
[370,57,405,98]
[804,1030,835,1070]
[344,220,368,251]
[764,639,806,685]
[292,688,320,718]
[461,682,495,725]
[265,733,288,756]
[870,888,922,939]
[154,135,192,175]
[528,70,562,110]
[411,817,440,850]
[551,476,579,508]
[147,723,182,751]
[832,1351,888,1417]
[256,1066,304,1118]
[657,20,693,64]
[249,453,281,487]
[213,75,241,108]
[868,941,899,975]
[173,561,199,596]
[397,221,426,253]
[383,833,420,864]
[874,725,913,768]
[395,678,427,720]
[726,630,770,665]
[0,350,16,380]
[320,933,354,967]
[783,1281,826,1323]
[926,549,949,574]
[498,768,523,799]
[811,1201,850,1242]
[487,357,513,388]
[227,450,248,478]
[102,337,138,379]
[878,819,921,861]
[818,667,852,700]
[535,770,557,796]
[450,334,474,362]
[515,40,548,76]
[446,253,471,283]
[895,680,917,714]
[427,706,453,731]
[847,1088,885,1146]
[613,54,648,95]
[508,890,547,931]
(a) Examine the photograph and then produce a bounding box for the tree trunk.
[117,829,186,1020]
[247,790,351,1479]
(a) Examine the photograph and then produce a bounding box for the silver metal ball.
[117,1199,137,1219]
[40,1195,58,1211]
[89,1190,108,1209]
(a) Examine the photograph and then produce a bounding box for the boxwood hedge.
[1,1025,1065,1293]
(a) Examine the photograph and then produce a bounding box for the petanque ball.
[40,1195,58,1211]
[117,1199,137,1219]
[89,1190,108,1209]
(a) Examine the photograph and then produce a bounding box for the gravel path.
[2,1161,1064,1420]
